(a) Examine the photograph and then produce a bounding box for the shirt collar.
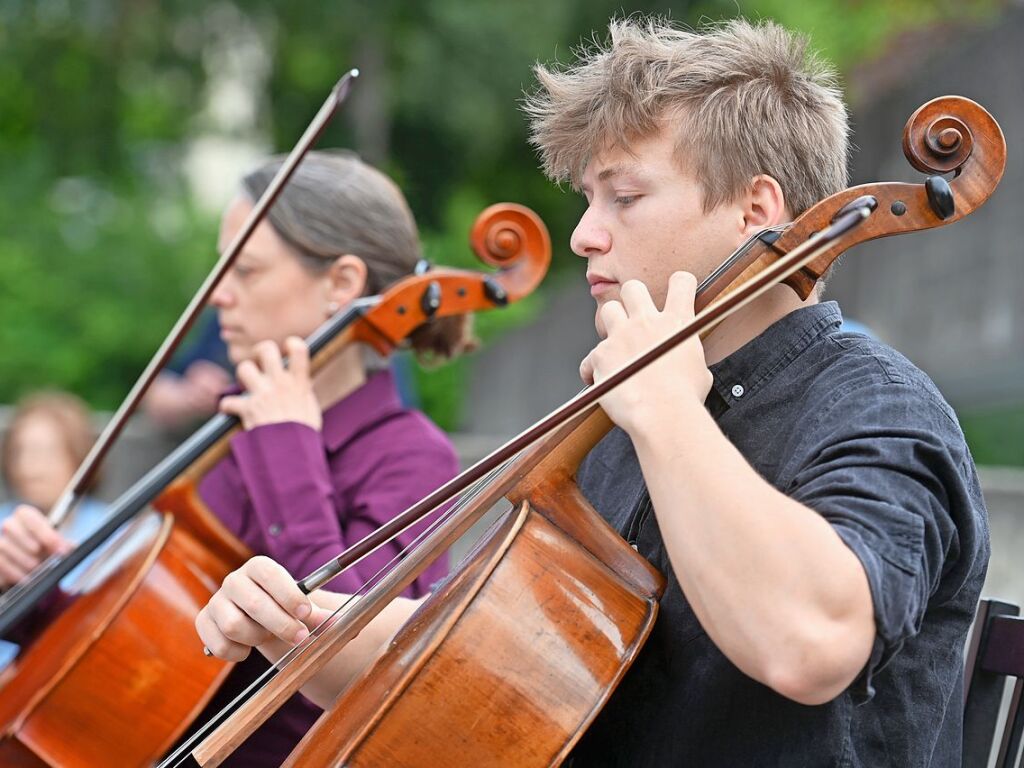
[321,369,405,452]
[707,301,843,413]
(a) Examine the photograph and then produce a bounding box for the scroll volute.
[698,95,1007,308]
[351,203,551,353]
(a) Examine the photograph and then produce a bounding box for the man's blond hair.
[524,17,850,216]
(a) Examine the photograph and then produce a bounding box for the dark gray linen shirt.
[570,301,990,767]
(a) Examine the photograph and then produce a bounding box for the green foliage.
[0,165,218,407]
[0,1,217,407]
[959,403,1024,468]
[697,0,999,74]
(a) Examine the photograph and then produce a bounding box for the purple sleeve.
[227,420,457,597]
[228,422,345,580]
[323,439,458,597]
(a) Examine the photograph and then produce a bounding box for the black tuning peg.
[420,280,442,317]
[925,176,955,220]
[483,276,509,307]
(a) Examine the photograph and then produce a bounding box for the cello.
[170,95,1005,767]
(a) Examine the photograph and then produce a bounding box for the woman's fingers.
[14,504,69,554]
[283,337,310,381]
[255,340,285,378]
[234,359,265,393]
[0,505,71,588]
[0,536,39,574]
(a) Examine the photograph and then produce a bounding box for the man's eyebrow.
[597,163,641,182]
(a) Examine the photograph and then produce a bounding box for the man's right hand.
[0,504,72,589]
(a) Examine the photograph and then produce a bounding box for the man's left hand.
[579,272,712,434]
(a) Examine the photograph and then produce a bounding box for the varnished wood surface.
[284,502,659,767]
[0,511,241,766]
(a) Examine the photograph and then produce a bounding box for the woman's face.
[7,415,76,511]
[211,196,343,366]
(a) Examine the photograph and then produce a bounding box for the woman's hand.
[220,337,322,431]
[0,504,72,590]
[195,555,333,662]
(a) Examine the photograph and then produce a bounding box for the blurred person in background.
[0,391,105,668]
[0,390,105,589]
[142,309,233,432]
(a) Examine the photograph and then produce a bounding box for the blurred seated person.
[0,391,105,667]
[142,309,233,431]
[0,391,105,589]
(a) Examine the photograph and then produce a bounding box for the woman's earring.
[327,301,340,315]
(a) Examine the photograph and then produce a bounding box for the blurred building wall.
[828,7,1024,408]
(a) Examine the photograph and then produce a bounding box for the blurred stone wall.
[826,7,1024,408]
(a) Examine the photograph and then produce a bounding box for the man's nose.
[570,206,612,258]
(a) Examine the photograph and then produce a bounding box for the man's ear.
[741,175,790,235]
[324,254,368,315]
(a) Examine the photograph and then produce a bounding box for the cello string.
[159,454,517,767]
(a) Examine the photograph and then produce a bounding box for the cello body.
[0,484,248,767]
[285,412,665,767]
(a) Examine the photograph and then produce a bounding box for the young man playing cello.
[196,18,989,766]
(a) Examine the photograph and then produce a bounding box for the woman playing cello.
[0,150,470,766]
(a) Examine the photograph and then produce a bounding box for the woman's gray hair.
[241,150,474,361]
[241,150,421,295]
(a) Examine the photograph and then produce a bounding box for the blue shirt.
[0,497,108,668]
[571,301,989,767]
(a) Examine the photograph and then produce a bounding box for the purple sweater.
[192,370,457,767]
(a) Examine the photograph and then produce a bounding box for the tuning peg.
[925,176,955,220]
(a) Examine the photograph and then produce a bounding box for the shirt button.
[268,523,282,537]
[731,384,745,398]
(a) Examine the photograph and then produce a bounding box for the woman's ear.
[324,254,368,315]
[741,175,790,235]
